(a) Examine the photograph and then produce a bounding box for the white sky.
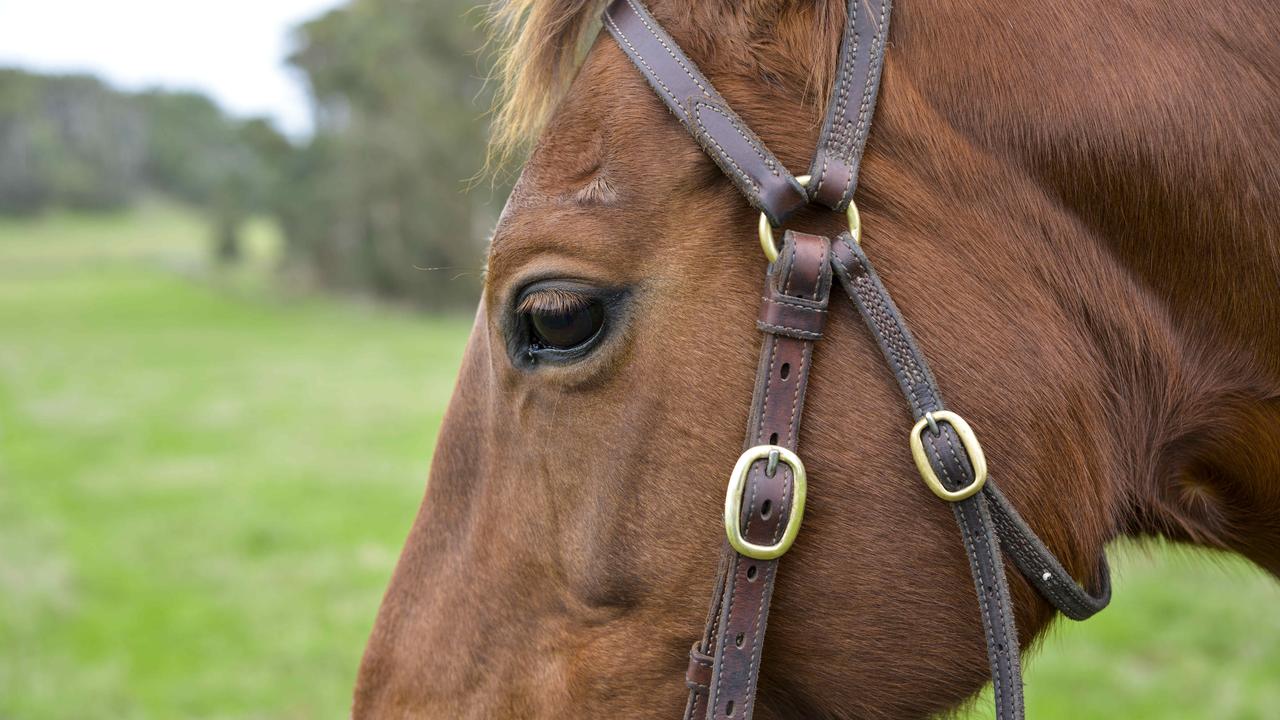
[0,0,346,136]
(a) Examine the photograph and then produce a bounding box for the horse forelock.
[486,0,851,168]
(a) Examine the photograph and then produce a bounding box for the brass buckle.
[724,445,807,560]
[757,174,862,262]
[909,410,988,502]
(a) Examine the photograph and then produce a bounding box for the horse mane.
[488,0,608,166]
[487,0,846,166]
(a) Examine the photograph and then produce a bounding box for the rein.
[602,1,1112,718]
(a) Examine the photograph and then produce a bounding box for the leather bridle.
[601,1,1113,718]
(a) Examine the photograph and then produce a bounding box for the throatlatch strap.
[829,234,1112,718]
[985,485,1111,621]
[807,0,893,211]
[830,234,1024,718]
[602,0,808,224]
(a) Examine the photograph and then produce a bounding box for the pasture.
[0,206,1276,718]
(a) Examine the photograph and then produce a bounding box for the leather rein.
[601,1,1112,718]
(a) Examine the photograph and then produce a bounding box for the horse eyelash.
[516,287,591,316]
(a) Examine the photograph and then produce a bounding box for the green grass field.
[1,205,1276,718]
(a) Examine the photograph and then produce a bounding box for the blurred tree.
[0,70,145,214]
[2,0,505,307]
[286,0,505,308]
[0,69,289,265]
[137,93,288,264]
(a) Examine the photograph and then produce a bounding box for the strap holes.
[768,432,779,444]
[746,564,757,581]
[760,499,772,519]
[779,362,790,379]
[726,700,736,716]
[734,632,745,648]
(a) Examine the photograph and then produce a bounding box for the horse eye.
[527,298,604,351]
[510,283,620,367]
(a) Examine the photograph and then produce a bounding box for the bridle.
[600,1,1113,718]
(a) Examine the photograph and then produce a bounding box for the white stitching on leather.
[622,0,713,101]
[693,102,765,194]
[839,0,890,204]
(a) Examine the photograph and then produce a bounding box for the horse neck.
[1009,22,1280,573]
[941,21,1280,574]
[857,0,1280,576]
[1084,217,1280,575]
[1065,229,1280,574]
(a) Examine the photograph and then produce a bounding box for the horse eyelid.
[516,287,591,316]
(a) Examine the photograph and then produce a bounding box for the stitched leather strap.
[601,2,1113,718]
[986,484,1111,621]
[829,234,1023,718]
[824,233,1110,620]
[807,0,893,211]
[829,233,1112,719]
[603,0,808,225]
[684,232,832,720]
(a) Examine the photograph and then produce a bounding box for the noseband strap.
[602,1,1112,718]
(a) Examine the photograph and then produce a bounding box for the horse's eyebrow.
[500,166,617,215]
[568,174,618,207]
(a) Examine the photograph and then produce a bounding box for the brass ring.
[724,445,807,560]
[909,411,988,502]
[758,175,862,263]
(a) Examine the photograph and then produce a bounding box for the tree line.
[0,0,503,309]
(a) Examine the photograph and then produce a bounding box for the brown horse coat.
[355,0,1280,717]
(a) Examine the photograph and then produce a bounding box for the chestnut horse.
[354,0,1280,717]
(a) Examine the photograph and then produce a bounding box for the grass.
[970,546,1280,719]
[0,204,471,718]
[0,204,1277,718]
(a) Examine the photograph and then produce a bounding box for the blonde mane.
[486,0,848,171]
[488,0,609,166]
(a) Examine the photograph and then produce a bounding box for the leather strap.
[829,233,1111,718]
[830,233,1023,718]
[986,484,1111,621]
[602,0,808,225]
[823,233,1110,622]
[807,0,893,211]
[684,232,832,720]
[600,3,1113,718]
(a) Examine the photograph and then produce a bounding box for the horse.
[353,0,1280,717]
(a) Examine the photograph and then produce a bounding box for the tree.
[285,0,506,308]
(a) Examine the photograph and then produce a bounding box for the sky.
[0,0,346,136]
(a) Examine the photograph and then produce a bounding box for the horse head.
[354,0,1280,717]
